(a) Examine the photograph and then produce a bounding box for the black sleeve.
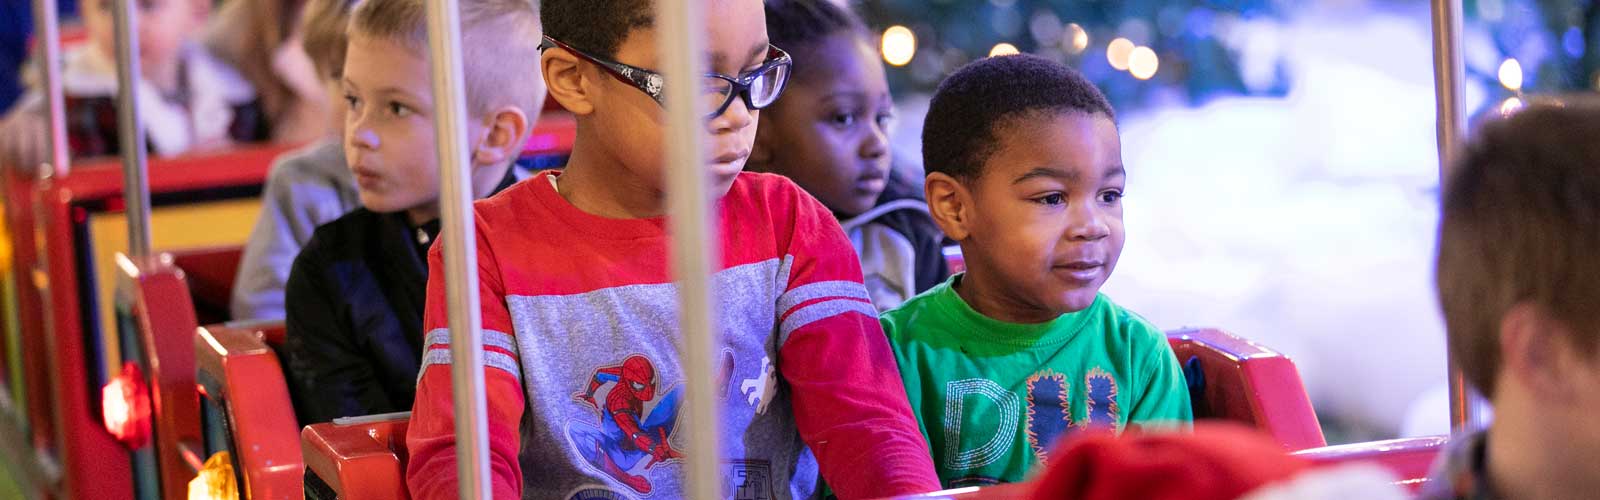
[283,236,395,425]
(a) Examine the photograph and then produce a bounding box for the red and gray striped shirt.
[406,171,940,500]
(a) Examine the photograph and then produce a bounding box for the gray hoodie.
[230,140,359,320]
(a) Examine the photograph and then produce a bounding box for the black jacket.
[284,168,519,425]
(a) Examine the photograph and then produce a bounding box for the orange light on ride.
[102,361,152,448]
[188,451,239,500]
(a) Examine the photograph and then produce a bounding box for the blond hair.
[300,0,357,79]
[348,0,543,116]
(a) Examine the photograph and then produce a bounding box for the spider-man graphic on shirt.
[567,354,683,495]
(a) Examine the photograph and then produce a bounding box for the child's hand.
[0,109,49,176]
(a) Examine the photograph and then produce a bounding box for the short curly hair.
[922,54,1115,182]
[541,0,655,58]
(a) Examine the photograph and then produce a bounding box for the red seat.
[113,253,205,500]
[169,246,244,325]
[1293,435,1446,492]
[195,320,300,498]
[1166,328,1326,451]
[23,146,288,500]
[302,412,413,500]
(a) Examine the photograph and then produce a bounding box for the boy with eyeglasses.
[403,0,941,498]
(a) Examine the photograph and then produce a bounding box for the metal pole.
[1430,0,1490,433]
[30,0,69,179]
[657,0,722,498]
[421,0,490,496]
[112,0,151,257]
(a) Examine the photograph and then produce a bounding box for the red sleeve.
[772,185,942,498]
[405,210,526,500]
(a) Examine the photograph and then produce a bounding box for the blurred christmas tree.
[855,0,1292,113]
[853,0,1599,114]
[1464,0,1598,98]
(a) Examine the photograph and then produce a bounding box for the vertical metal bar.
[112,0,152,257]
[1430,0,1490,433]
[421,0,490,496]
[30,0,69,179]
[657,0,721,498]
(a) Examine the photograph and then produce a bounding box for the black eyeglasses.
[540,36,793,120]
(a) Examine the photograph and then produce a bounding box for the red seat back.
[302,413,413,500]
[115,253,203,500]
[27,145,288,500]
[195,320,302,499]
[169,246,243,325]
[1293,435,1446,492]
[1166,328,1326,450]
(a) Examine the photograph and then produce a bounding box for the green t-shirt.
[881,275,1193,488]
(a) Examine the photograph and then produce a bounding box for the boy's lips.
[351,166,383,188]
[710,150,748,178]
[1053,260,1105,284]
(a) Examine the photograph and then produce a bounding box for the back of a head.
[922,54,1115,182]
[300,0,358,80]
[349,0,544,115]
[763,0,865,61]
[1436,96,1600,397]
[540,0,653,57]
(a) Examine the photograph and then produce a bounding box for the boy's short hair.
[300,0,357,79]
[349,0,543,115]
[922,54,1114,182]
[540,0,653,58]
[1436,96,1600,396]
[764,0,864,58]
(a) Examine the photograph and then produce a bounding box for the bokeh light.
[1107,37,1135,70]
[1497,58,1522,91]
[882,26,917,67]
[989,43,1021,57]
[1129,46,1160,80]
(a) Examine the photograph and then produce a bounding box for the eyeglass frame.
[539,35,793,120]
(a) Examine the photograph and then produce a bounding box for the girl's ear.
[925,172,972,241]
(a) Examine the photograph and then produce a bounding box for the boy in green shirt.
[883,54,1192,488]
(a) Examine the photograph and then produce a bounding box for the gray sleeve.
[230,149,355,320]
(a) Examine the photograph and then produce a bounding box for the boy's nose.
[709,96,754,133]
[1066,203,1112,241]
[349,126,380,150]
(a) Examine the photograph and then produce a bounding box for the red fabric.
[1030,423,1312,500]
[405,171,939,499]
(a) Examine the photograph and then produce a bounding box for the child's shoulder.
[878,278,956,341]
[267,141,348,184]
[727,171,810,209]
[294,207,387,275]
[1094,294,1168,347]
[473,170,547,221]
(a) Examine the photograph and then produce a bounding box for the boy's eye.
[1100,190,1124,204]
[343,94,359,109]
[829,112,856,127]
[1034,193,1066,206]
[388,102,411,117]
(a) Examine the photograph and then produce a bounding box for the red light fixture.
[103,361,152,448]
